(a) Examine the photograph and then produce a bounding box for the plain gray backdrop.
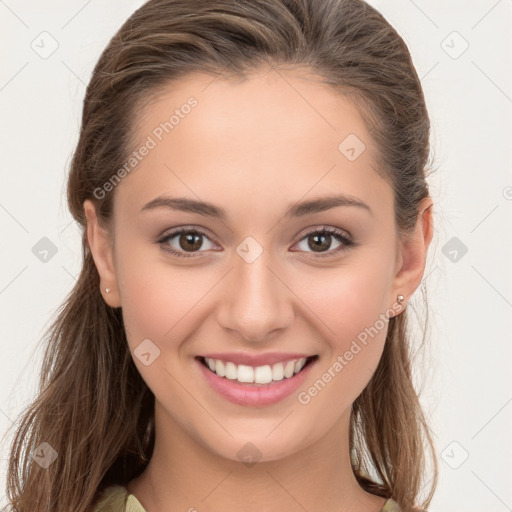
[1,1,511,510]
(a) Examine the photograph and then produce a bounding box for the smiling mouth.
[197,355,319,386]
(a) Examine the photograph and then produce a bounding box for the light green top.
[93,485,145,512]
[93,484,402,511]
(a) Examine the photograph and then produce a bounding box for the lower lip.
[196,357,316,407]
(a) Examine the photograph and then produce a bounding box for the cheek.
[295,254,394,342]
[292,253,394,404]
[116,242,224,362]
[116,252,212,404]
[120,266,207,345]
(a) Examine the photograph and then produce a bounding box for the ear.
[390,197,434,312]
[83,199,121,308]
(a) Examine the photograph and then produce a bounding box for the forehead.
[115,68,391,219]
[133,68,373,153]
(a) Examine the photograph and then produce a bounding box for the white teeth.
[254,365,273,384]
[272,362,284,381]
[237,364,254,383]
[295,358,307,373]
[207,358,216,372]
[203,356,310,384]
[283,360,295,378]
[224,361,238,380]
[215,359,225,377]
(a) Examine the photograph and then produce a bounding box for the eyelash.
[157,226,355,259]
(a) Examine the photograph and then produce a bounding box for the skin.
[84,66,433,512]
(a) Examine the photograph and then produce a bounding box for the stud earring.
[105,288,111,294]
[389,294,405,319]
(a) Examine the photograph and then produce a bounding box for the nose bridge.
[217,239,294,341]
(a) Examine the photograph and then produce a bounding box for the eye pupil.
[309,233,330,252]
[180,232,202,251]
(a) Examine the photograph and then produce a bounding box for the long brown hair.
[3,0,438,510]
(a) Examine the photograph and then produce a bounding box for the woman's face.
[85,68,430,463]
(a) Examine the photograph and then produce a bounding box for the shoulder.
[381,498,402,512]
[92,485,127,512]
[92,484,147,512]
[380,498,429,512]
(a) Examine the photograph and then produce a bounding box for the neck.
[126,400,386,512]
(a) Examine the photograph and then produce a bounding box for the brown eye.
[159,228,217,258]
[178,232,203,252]
[307,232,332,252]
[293,227,354,257]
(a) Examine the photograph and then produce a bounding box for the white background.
[1,1,511,510]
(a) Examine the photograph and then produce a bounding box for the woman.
[4,0,438,510]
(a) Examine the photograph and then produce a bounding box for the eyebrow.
[140,194,372,219]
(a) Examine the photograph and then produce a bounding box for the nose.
[216,248,295,343]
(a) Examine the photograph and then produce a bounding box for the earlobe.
[83,199,121,308]
[390,198,434,310]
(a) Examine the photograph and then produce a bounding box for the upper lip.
[198,352,316,367]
